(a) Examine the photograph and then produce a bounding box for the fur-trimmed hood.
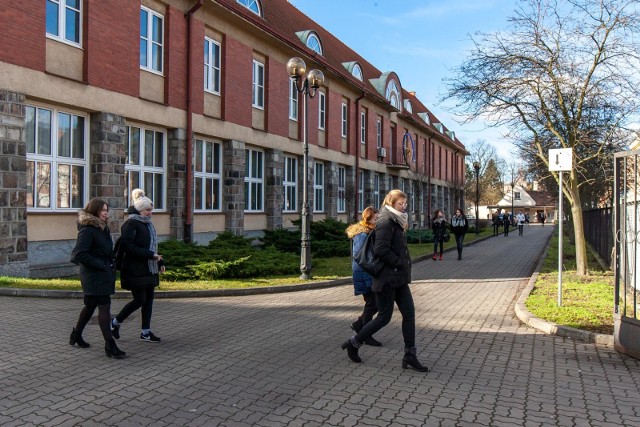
[346,222,372,239]
[77,210,107,230]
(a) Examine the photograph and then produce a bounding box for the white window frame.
[289,78,298,120]
[376,118,382,149]
[204,37,221,95]
[337,166,346,213]
[125,125,167,210]
[46,0,82,46]
[26,104,88,211]
[341,102,348,137]
[306,33,323,55]
[515,191,521,200]
[244,148,264,212]
[352,63,363,81]
[373,173,380,208]
[313,162,324,213]
[283,156,298,212]
[140,6,164,74]
[360,111,366,144]
[193,139,222,212]
[237,0,261,15]
[386,80,401,109]
[358,170,365,213]
[252,60,265,109]
[318,91,326,130]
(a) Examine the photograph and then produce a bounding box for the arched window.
[306,33,322,55]
[404,100,413,114]
[386,80,401,109]
[352,64,363,81]
[237,0,261,15]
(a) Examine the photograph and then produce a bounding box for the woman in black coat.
[431,209,448,260]
[69,198,126,359]
[451,208,469,260]
[342,189,429,372]
[111,189,165,343]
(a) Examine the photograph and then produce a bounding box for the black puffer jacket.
[372,208,411,292]
[119,207,163,290]
[70,211,116,296]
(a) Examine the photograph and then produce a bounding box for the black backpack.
[353,231,381,276]
[113,236,125,270]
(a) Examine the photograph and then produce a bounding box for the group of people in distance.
[69,189,164,359]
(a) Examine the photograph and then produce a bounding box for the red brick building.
[0,0,467,277]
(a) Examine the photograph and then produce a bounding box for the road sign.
[549,148,572,171]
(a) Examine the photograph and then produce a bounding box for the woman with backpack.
[69,198,126,359]
[110,189,165,343]
[451,208,469,260]
[431,209,448,260]
[341,189,429,372]
[345,206,382,347]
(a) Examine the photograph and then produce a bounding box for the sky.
[288,0,517,160]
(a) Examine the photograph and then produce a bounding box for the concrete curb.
[513,230,614,347]
[0,278,353,299]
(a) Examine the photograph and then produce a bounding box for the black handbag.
[353,231,381,276]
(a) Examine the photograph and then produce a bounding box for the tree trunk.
[568,182,587,276]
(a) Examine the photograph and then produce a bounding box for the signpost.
[548,148,572,306]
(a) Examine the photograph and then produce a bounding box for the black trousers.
[355,284,416,349]
[115,287,155,330]
[353,292,378,331]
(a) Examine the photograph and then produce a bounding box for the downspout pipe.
[184,0,203,243]
[353,91,365,222]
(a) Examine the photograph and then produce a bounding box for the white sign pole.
[548,148,572,308]
[558,171,563,307]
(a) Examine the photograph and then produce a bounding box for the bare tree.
[445,0,640,275]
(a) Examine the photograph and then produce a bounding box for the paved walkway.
[2,225,640,426]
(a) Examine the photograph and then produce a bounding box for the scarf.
[452,216,465,227]
[384,205,409,230]
[128,214,159,275]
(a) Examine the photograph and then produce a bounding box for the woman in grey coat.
[69,198,126,359]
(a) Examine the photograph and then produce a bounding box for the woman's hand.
[154,253,163,261]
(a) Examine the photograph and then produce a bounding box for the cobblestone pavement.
[2,225,640,426]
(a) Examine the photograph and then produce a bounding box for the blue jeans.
[433,237,444,255]
[355,284,416,349]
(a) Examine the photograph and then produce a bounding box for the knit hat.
[132,188,153,212]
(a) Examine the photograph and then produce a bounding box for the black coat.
[70,212,116,296]
[372,209,411,292]
[432,217,448,240]
[451,215,468,236]
[119,210,163,290]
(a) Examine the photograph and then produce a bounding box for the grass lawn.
[0,229,493,291]
[525,230,614,334]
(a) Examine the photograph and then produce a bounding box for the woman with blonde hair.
[111,189,165,343]
[341,189,429,372]
[345,206,382,347]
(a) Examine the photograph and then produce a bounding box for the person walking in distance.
[539,212,546,227]
[503,211,510,237]
[341,189,429,372]
[431,210,447,260]
[70,198,126,359]
[345,206,382,347]
[451,208,469,260]
[492,210,501,236]
[111,189,165,343]
[516,210,526,236]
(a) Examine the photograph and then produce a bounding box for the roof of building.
[213,0,465,151]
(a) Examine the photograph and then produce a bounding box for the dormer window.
[307,33,322,55]
[296,31,323,55]
[418,112,430,125]
[237,0,261,15]
[386,80,401,110]
[352,64,363,81]
[404,100,413,114]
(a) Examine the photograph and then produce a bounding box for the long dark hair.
[432,209,443,221]
[84,198,108,218]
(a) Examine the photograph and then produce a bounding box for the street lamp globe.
[286,57,306,79]
[306,69,325,88]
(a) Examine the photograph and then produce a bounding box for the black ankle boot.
[105,339,126,359]
[69,328,90,348]
[341,340,362,363]
[402,351,429,372]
